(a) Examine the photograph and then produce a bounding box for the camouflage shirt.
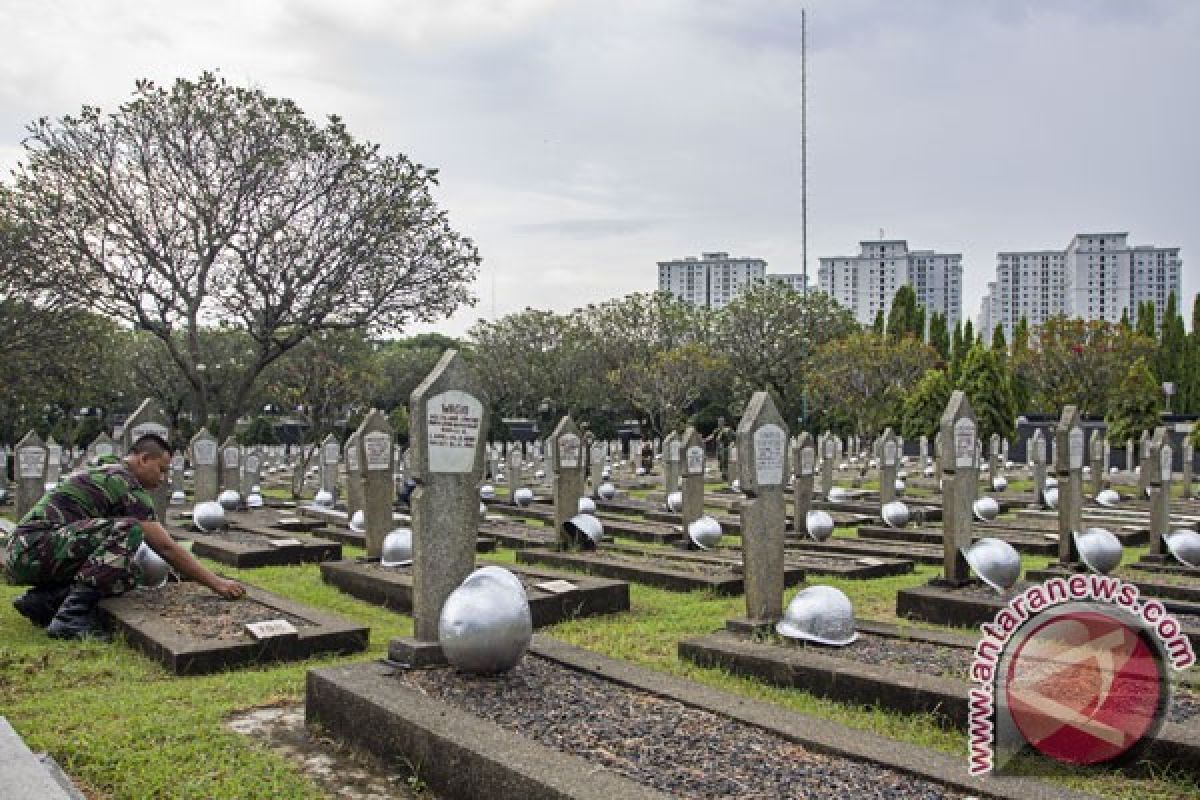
[16,463,156,532]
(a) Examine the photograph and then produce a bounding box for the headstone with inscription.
[390,350,488,666]
[879,427,899,505]
[933,430,943,476]
[190,428,219,503]
[170,452,186,493]
[1184,439,1194,500]
[1138,430,1152,497]
[344,432,365,517]
[121,398,172,520]
[320,434,340,497]
[88,432,117,464]
[1030,428,1047,507]
[662,431,681,493]
[1126,438,1135,475]
[242,448,262,498]
[1147,427,1172,559]
[938,392,977,586]
[919,435,929,468]
[988,433,1000,480]
[14,431,47,519]
[735,391,788,624]
[820,432,836,500]
[549,416,585,550]
[679,427,706,547]
[1088,429,1105,497]
[356,410,394,558]
[220,437,241,498]
[791,432,816,534]
[589,441,606,493]
[506,449,523,502]
[1055,406,1085,566]
[45,437,63,486]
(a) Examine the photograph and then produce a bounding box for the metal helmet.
[133,542,170,589]
[534,469,546,480]
[170,490,186,506]
[43,482,58,493]
[192,501,226,532]
[1073,528,1123,575]
[380,528,413,566]
[776,585,858,646]
[973,496,1000,522]
[1109,466,1119,474]
[881,501,910,529]
[992,475,1008,492]
[828,487,849,503]
[962,537,1021,591]
[805,510,835,542]
[687,515,723,550]
[1045,476,1059,489]
[313,489,335,509]
[0,517,15,537]
[495,473,505,483]
[218,490,240,511]
[923,465,935,478]
[666,491,683,513]
[1095,489,1121,508]
[635,466,647,476]
[564,513,604,550]
[479,502,487,516]
[578,496,596,514]
[1082,466,1091,476]
[1044,487,1059,510]
[601,466,612,479]
[349,510,366,533]
[439,566,532,675]
[894,479,906,495]
[897,469,908,479]
[246,492,264,509]
[251,484,262,494]
[0,488,8,507]
[1164,529,1200,569]
[513,487,534,507]
[597,482,616,501]
[480,484,496,501]
[731,479,741,493]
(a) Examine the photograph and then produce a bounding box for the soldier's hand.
[211,578,246,600]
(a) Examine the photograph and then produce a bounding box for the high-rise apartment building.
[979,232,1182,341]
[816,240,962,329]
[657,252,767,309]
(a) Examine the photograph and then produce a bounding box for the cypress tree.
[958,343,1016,442]
[1119,307,1131,332]
[872,309,885,335]
[1181,293,1200,414]
[1136,300,1157,340]
[991,324,1007,359]
[950,320,964,380]
[929,312,950,362]
[1158,292,1187,410]
[963,318,975,349]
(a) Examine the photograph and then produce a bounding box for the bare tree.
[2,72,479,439]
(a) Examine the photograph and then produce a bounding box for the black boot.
[46,587,110,642]
[12,585,71,628]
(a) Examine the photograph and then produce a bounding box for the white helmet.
[134,542,170,589]
[1095,489,1120,508]
[1044,487,1059,510]
[597,482,616,501]
[192,501,226,532]
[439,566,532,674]
[666,491,683,513]
[218,490,240,511]
[962,537,1021,591]
[1074,528,1122,575]
[380,528,413,566]
[991,475,1008,492]
[312,489,335,509]
[577,496,596,514]
[973,496,1000,522]
[564,514,604,550]
[805,510,834,542]
[776,586,858,646]
[513,488,534,507]
[687,516,723,550]
[1164,529,1200,569]
[349,510,366,533]
[881,501,910,529]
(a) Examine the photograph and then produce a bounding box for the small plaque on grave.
[245,619,298,639]
[883,441,897,467]
[323,442,340,465]
[346,443,360,472]
[19,448,46,477]
[171,454,185,471]
[363,431,391,471]
[535,579,577,594]
[800,448,815,476]
[1161,445,1173,481]
[1034,437,1046,464]
[753,424,786,486]
[823,439,835,458]
[194,440,217,466]
[1069,428,1084,470]
[131,423,169,443]
[686,445,705,475]
[223,447,240,468]
[425,389,483,473]
[557,433,582,469]
[669,440,682,462]
[268,538,304,548]
[954,419,975,469]
[95,443,115,458]
[245,455,260,473]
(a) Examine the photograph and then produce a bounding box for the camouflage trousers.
[3,518,146,595]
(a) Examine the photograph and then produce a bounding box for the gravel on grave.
[197,530,292,547]
[121,582,314,640]
[358,563,571,594]
[398,656,962,800]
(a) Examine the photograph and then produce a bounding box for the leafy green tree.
[872,309,885,335]
[1,72,479,441]
[900,368,952,441]
[958,343,1016,442]
[885,285,923,339]
[1136,301,1157,340]
[1105,357,1162,443]
[928,312,950,362]
[991,324,1007,361]
[238,416,279,446]
[611,343,727,438]
[963,319,975,348]
[1183,294,1200,414]
[1010,316,1032,413]
[1158,292,1187,409]
[950,320,965,380]
[1118,306,1132,332]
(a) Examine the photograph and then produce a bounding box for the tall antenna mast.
[801,8,808,295]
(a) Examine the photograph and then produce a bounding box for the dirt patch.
[226,704,434,799]
[122,583,315,640]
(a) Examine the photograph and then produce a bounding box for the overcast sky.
[2,0,1196,336]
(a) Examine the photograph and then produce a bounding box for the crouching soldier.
[4,433,245,641]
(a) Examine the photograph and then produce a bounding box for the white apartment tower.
[817,240,962,329]
[657,252,767,309]
[980,233,1182,341]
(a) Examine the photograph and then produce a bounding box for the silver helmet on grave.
[349,510,366,533]
[534,469,546,480]
[828,487,849,503]
[962,537,1021,591]
[1045,476,1059,489]
[923,465,935,478]
[687,516,723,550]
[1095,489,1121,508]
[893,478,906,496]
[1074,528,1123,575]
[313,489,335,509]
[217,490,240,511]
[192,500,226,532]
[666,491,683,513]
[246,492,264,509]
[577,496,596,515]
[597,482,616,501]
[881,501,910,529]
[635,466,647,476]
[564,514,604,550]
[480,484,496,501]
[439,566,532,675]
[1044,487,1059,510]
[776,586,858,646]
[133,542,170,589]
[992,475,1008,492]
[170,490,187,506]
[513,487,534,507]
[805,510,835,542]
[0,518,15,537]
[380,527,413,567]
[973,496,1000,522]
[1164,529,1200,569]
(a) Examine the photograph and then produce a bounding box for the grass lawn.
[0,511,1197,799]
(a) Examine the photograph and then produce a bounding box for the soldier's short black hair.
[128,433,174,458]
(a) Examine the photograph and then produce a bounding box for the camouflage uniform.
[3,464,156,596]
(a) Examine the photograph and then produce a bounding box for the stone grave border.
[188,530,342,568]
[306,636,1090,800]
[99,584,368,675]
[320,560,629,627]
